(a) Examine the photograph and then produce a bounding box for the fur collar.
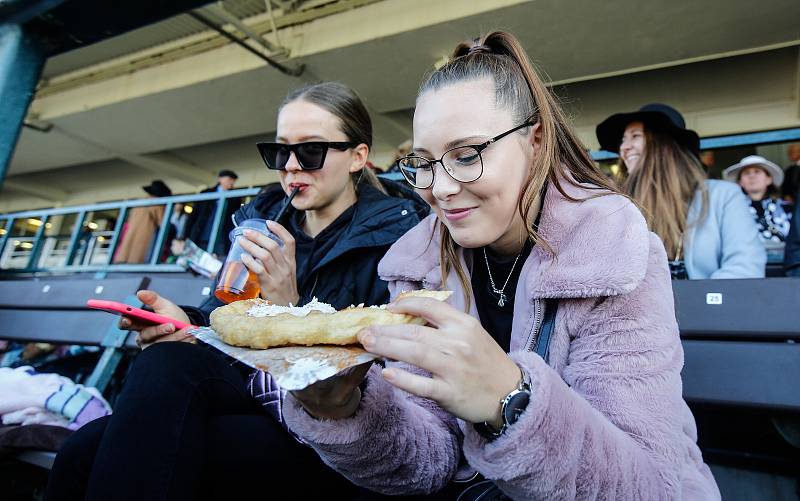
[377,179,650,299]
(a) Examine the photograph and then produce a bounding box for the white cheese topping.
[246,297,336,318]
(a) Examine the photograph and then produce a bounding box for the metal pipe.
[207,3,284,54]
[0,263,188,275]
[0,0,65,24]
[0,187,261,220]
[25,214,49,270]
[264,0,283,48]
[63,210,87,267]
[0,24,45,191]
[187,11,303,77]
[206,198,228,254]
[104,206,127,266]
[149,202,173,265]
[0,217,13,268]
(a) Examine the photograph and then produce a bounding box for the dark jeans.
[45,342,466,500]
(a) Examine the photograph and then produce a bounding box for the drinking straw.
[274,186,300,224]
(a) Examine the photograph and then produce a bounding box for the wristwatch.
[474,368,531,440]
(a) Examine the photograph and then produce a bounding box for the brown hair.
[418,31,619,308]
[281,82,386,194]
[622,127,708,260]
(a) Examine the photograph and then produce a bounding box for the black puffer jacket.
[184,179,428,325]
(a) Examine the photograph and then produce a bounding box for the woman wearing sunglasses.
[46,82,428,501]
[283,32,720,500]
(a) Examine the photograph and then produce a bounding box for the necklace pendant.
[497,293,506,307]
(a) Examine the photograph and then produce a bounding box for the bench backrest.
[0,276,146,345]
[122,273,213,348]
[144,273,213,308]
[673,278,800,341]
[674,278,800,411]
[2,275,798,411]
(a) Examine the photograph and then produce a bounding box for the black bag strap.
[533,298,558,364]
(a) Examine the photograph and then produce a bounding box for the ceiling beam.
[547,40,800,87]
[4,178,69,201]
[44,125,215,186]
[119,152,215,186]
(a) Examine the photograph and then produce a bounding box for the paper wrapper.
[192,327,378,390]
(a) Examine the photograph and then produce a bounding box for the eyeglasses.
[396,121,534,189]
[256,141,356,171]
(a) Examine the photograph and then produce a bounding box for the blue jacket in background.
[684,179,766,279]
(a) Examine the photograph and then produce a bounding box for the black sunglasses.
[256,141,356,171]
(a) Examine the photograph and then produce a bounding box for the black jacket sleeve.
[178,205,198,240]
[784,199,800,276]
[181,295,224,327]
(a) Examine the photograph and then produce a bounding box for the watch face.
[503,390,531,427]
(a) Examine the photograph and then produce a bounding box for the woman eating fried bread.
[285,32,721,500]
[45,82,428,501]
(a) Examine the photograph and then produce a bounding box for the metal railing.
[0,188,260,274]
[2,126,799,275]
[591,126,800,160]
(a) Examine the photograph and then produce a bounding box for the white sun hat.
[723,155,784,187]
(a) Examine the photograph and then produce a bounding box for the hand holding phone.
[87,290,197,348]
[87,299,195,331]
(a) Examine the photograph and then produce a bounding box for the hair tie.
[467,45,492,56]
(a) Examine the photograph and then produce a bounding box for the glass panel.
[80,209,120,266]
[0,218,44,268]
[112,204,170,265]
[35,213,74,268]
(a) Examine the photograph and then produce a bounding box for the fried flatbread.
[209,290,452,349]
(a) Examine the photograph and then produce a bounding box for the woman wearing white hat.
[724,155,793,262]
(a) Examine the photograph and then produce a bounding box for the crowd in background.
[4,27,800,500]
[111,169,242,265]
[111,125,800,280]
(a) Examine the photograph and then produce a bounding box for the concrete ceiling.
[5,0,800,209]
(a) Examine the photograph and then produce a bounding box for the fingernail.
[120,318,130,327]
[243,230,252,237]
[382,368,394,381]
[360,331,375,347]
[165,323,175,333]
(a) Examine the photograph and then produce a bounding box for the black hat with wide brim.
[142,180,172,197]
[595,103,700,154]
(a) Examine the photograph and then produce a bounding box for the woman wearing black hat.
[113,180,172,264]
[596,104,765,279]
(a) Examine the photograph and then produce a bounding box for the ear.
[348,143,370,174]
[528,122,543,160]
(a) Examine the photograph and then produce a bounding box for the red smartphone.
[86,299,196,330]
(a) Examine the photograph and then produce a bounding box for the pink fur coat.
[283,180,720,500]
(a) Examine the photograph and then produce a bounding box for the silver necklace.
[483,247,522,307]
